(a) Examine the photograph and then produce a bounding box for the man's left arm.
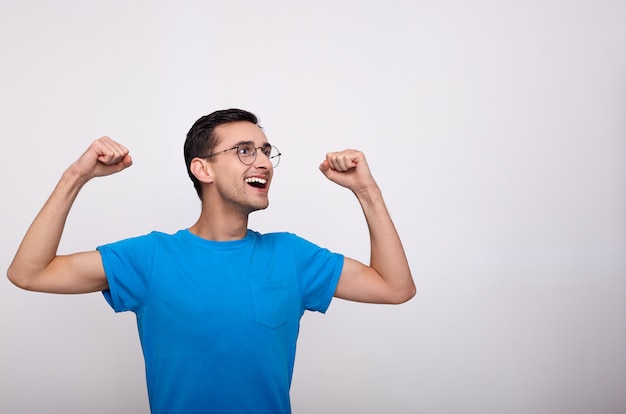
[319,149,416,304]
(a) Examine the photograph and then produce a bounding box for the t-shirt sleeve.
[287,234,344,313]
[97,234,155,313]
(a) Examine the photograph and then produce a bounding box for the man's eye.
[238,145,254,156]
[261,147,272,157]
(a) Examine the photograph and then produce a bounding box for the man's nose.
[254,150,272,169]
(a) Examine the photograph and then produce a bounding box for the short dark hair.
[184,108,259,199]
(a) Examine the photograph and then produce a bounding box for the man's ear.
[190,158,214,184]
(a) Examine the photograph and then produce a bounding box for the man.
[8,108,415,413]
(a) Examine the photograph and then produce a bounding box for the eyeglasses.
[201,142,282,168]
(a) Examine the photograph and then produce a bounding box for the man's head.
[184,108,260,199]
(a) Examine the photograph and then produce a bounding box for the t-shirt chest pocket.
[252,281,288,328]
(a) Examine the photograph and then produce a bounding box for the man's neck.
[189,205,249,241]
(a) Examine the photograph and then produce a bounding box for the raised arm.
[319,149,415,304]
[7,137,132,294]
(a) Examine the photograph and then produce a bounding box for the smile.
[245,177,267,188]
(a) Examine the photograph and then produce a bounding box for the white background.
[1,1,625,413]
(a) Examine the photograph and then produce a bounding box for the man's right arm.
[7,137,132,294]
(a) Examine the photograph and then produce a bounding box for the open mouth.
[245,177,267,189]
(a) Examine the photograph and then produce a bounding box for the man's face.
[206,121,274,214]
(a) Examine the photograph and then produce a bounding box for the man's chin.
[248,202,269,213]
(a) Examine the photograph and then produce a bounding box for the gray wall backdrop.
[1,1,625,413]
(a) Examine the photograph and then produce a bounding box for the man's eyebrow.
[235,140,272,147]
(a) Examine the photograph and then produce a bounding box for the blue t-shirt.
[97,229,343,414]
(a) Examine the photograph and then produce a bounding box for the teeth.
[245,177,267,184]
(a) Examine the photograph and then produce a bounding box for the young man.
[8,108,415,413]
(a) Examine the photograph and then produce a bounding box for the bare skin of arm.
[319,149,415,304]
[7,137,132,294]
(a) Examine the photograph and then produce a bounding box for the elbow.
[7,266,34,291]
[7,266,24,289]
[406,284,417,302]
[390,283,416,305]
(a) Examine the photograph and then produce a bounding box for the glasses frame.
[201,141,281,168]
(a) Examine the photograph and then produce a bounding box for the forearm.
[354,183,415,302]
[8,165,87,287]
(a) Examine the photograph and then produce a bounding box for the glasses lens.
[236,144,281,167]
[237,143,256,165]
[269,146,281,168]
